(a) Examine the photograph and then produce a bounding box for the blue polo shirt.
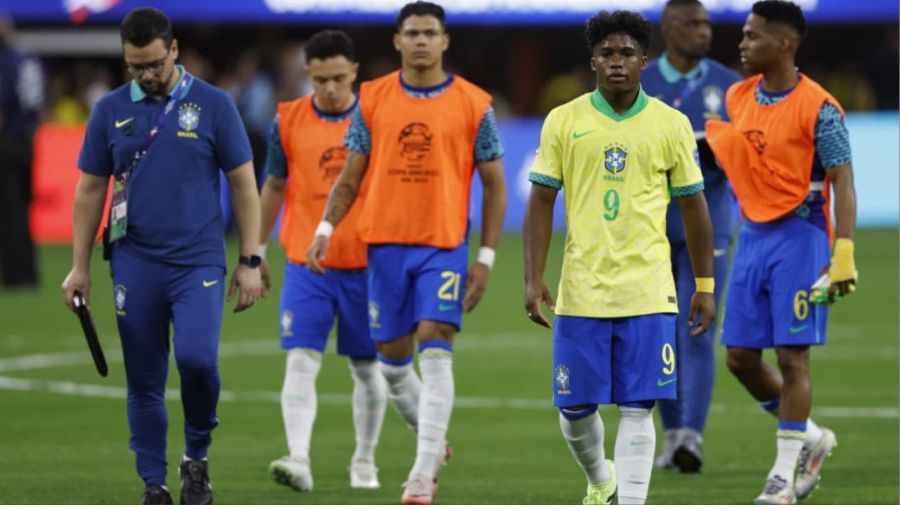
[78,67,252,268]
[643,54,741,242]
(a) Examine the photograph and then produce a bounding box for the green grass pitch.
[0,229,896,504]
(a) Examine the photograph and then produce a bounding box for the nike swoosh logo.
[115,117,135,128]
[630,439,652,446]
[438,303,456,312]
[202,280,218,288]
[789,325,808,334]
[657,378,676,387]
[714,248,727,257]
[572,130,594,140]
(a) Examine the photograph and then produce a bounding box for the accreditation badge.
[109,175,128,242]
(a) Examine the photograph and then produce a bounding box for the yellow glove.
[829,238,857,284]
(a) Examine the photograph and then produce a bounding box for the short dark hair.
[305,30,356,63]
[752,0,807,39]
[584,10,652,54]
[120,7,173,48]
[397,1,446,31]
[664,0,703,10]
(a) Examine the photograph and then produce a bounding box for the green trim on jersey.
[590,86,649,122]
[529,172,563,189]
[670,181,705,198]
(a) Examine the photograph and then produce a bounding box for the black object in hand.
[72,291,108,377]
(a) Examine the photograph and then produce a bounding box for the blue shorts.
[553,313,677,407]
[279,262,375,359]
[721,217,830,349]
[367,243,468,342]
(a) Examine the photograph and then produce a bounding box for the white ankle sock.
[559,411,611,485]
[379,360,421,433]
[771,430,805,482]
[348,359,387,462]
[805,418,824,446]
[281,349,322,461]
[410,349,454,479]
[615,407,655,505]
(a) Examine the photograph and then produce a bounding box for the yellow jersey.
[529,88,703,318]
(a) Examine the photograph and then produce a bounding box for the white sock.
[805,418,824,446]
[559,410,611,485]
[281,348,322,462]
[379,360,421,433]
[348,359,387,462]
[410,348,454,479]
[615,407,655,505]
[770,430,805,482]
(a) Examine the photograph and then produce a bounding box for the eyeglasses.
[125,50,170,77]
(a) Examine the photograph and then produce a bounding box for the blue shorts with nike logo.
[721,216,830,349]
[367,243,468,342]
[552,313,677,407]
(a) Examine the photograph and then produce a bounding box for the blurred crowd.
[33,22,900,128]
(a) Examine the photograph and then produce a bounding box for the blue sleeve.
[814,103,852,169]
[77,99,113,176]
[344,105,371,155]
[214,92,254,172]
[474,106,504,163]
[264,114,287,178]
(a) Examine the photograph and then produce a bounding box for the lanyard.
[672,76,701,110]
[123,71,192,178]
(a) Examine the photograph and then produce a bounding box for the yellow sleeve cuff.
[695,277,715,294]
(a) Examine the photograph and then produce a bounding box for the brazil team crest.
[703,86,724,120]
[368,301,381,329]
[114,284,127,316]
[604,144,627,174]
[280,310,294,337]
[177,103,201,138]
[555,364,571,395]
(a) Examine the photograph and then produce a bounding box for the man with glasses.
[61,7,262,505]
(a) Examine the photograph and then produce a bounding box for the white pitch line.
[0,341,896,419]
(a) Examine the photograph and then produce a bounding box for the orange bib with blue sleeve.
[356,71,491,248]
[706,75,842,228]
[277,96,367,269]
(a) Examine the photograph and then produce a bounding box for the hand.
[524,280,555,328]
[462,262,490,312]
[688,291,716,336]
[61,267,91,312]
[306,235,330,275]
[227,264,262,313]
[828,266,857,298]
[259,258,271,298]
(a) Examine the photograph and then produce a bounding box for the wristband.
[315,221,334,238]
[257,243,268,258]
[695,277,715,293]
[477,247,496,269]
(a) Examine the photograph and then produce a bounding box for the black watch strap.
[239,254,262,268]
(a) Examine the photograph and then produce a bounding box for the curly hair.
[752,0,807,39]
[584,10,652,54]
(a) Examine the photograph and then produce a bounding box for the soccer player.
[641,0,741,473]
[307,2,507,504]
[524,10,716,505]
[705,1,856,503]
[60,7,262,505]
[258,30,387,492]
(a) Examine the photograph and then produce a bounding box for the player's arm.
[258,115,288,295]
[523,183,557,328]
[61,173,109,311]
[678,192,717,334]
[462,106,508,312]
[813,102,857,299]
[306,150,369,274]
[226,161,263,312]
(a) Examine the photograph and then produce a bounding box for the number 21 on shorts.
[438,271,462,301]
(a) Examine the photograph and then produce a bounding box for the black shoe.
[179,460,213,505]
[141,485,173,505]
[672,443,703,473]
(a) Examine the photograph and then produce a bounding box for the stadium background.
[0,0,897,503]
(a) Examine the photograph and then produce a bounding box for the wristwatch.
[238,254,262,268]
